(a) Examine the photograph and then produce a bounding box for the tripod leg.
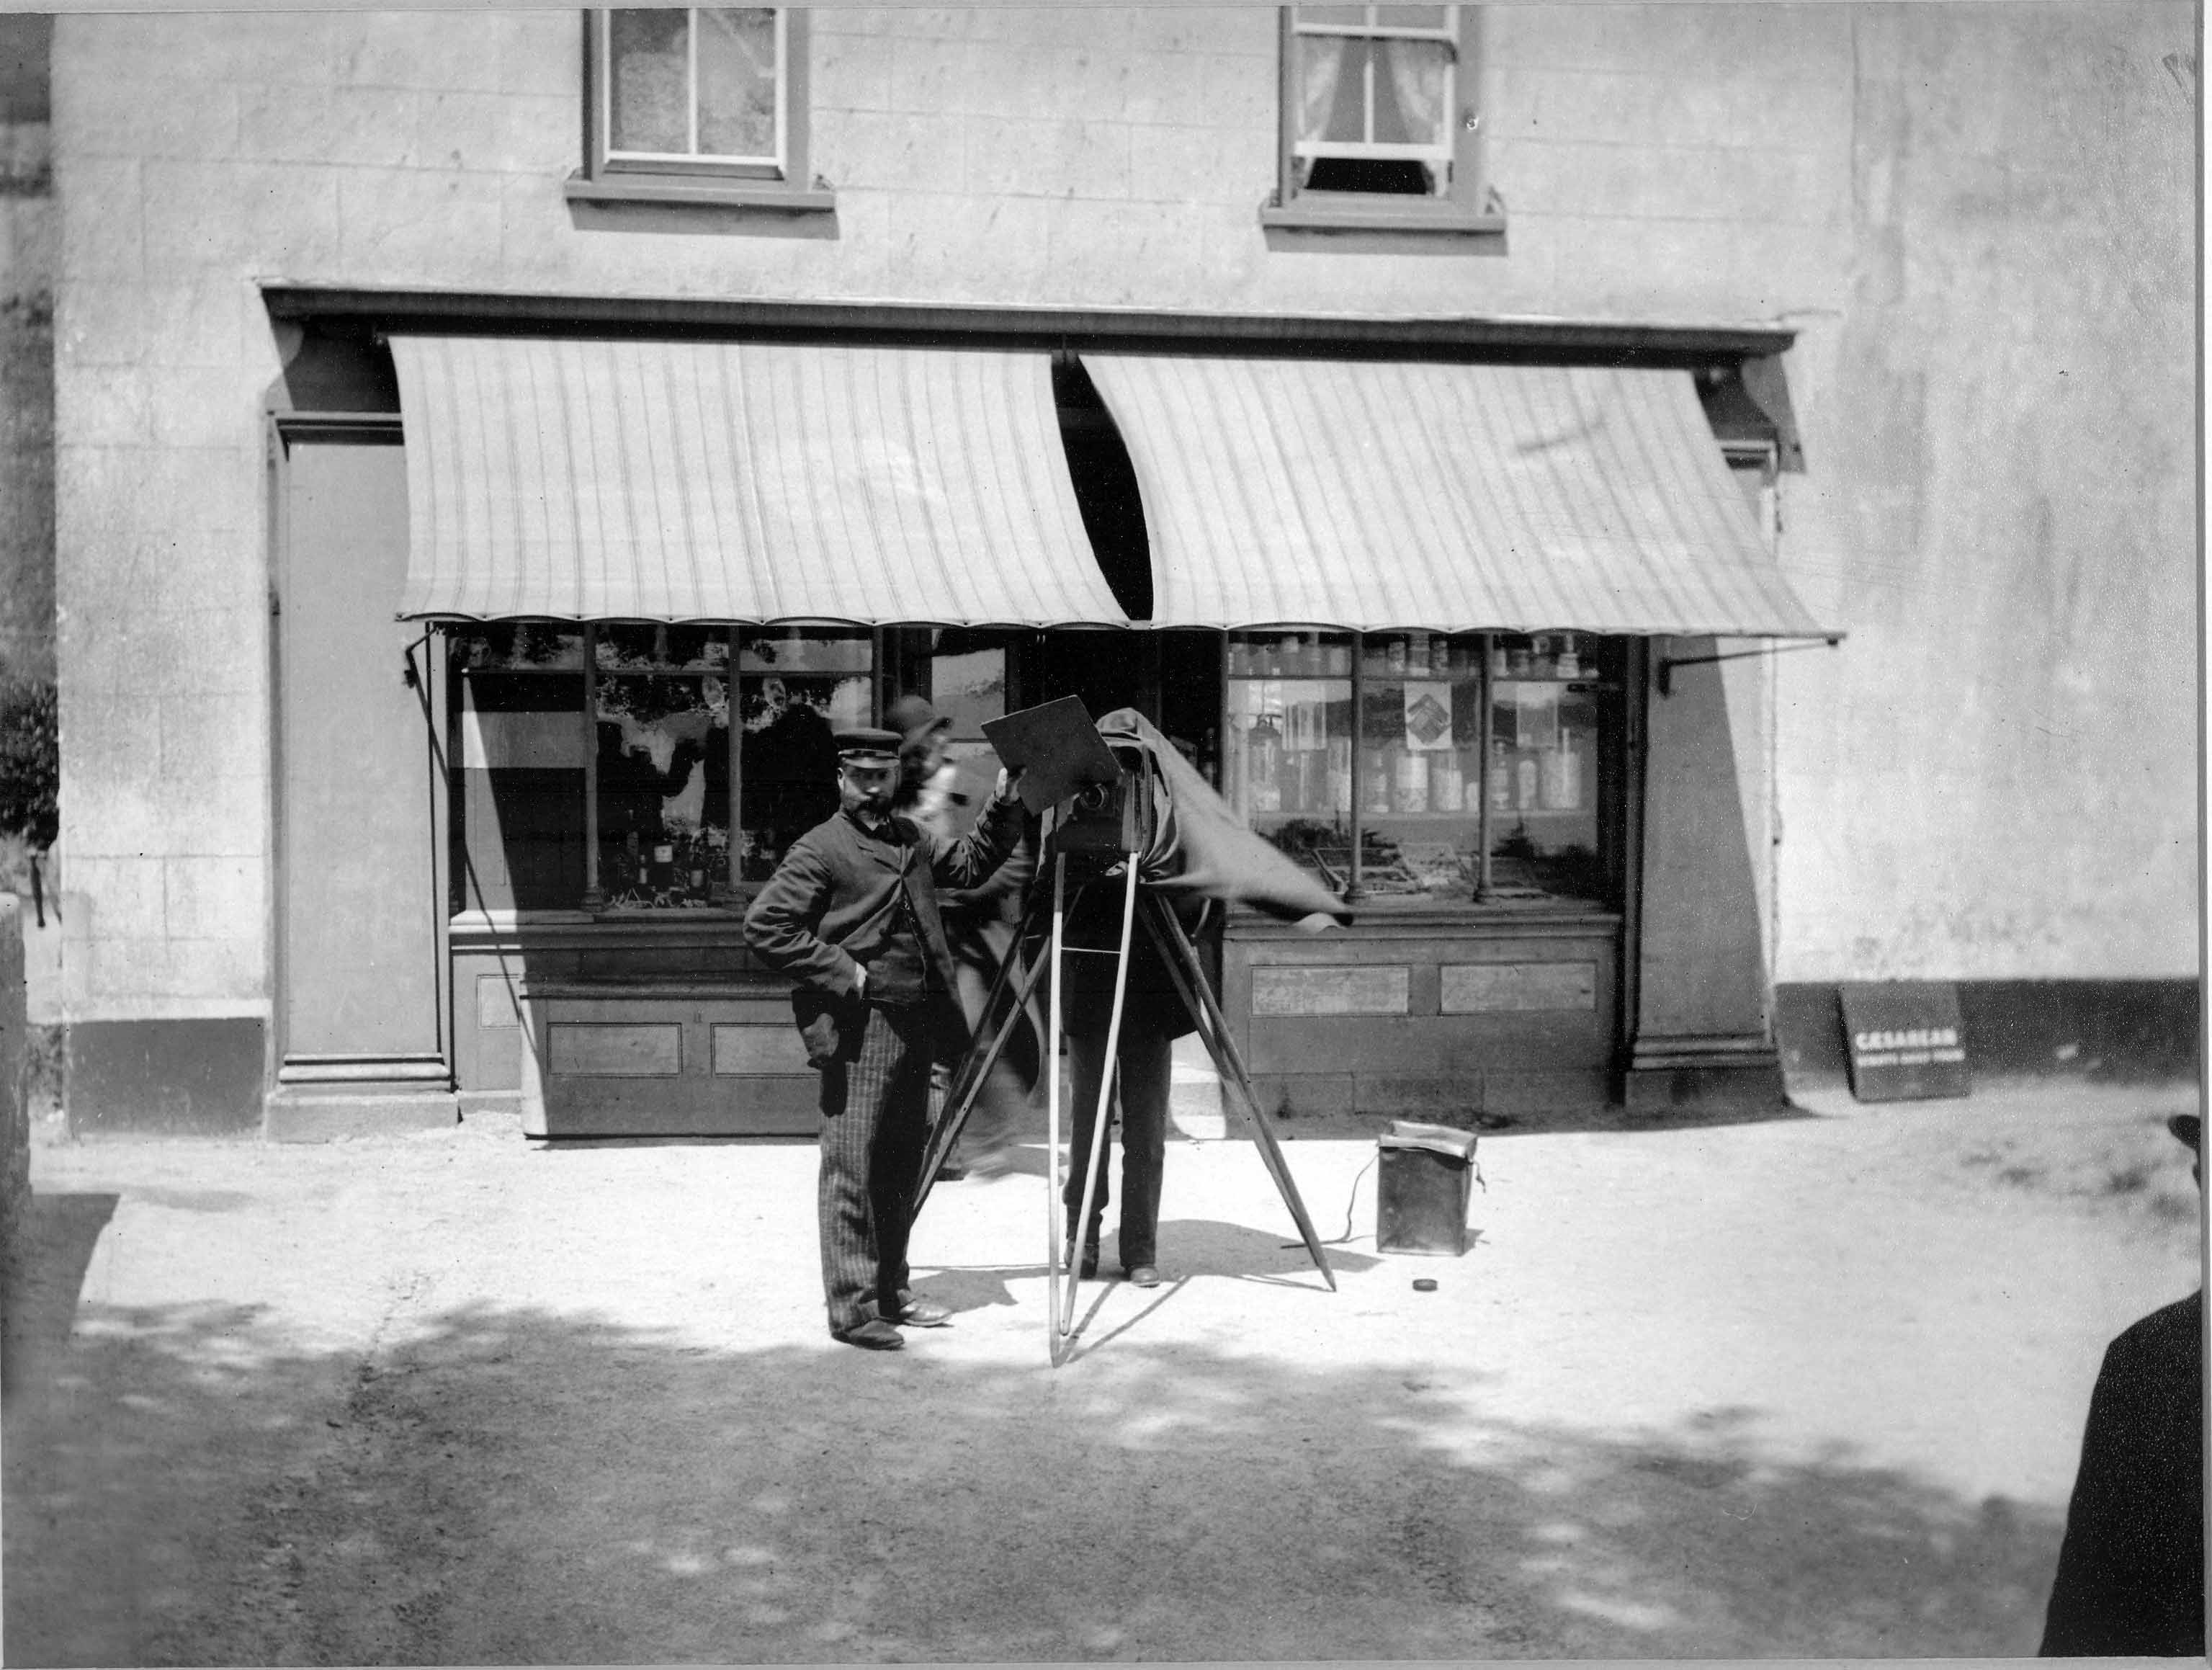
[1060,853,1139,1335]
[1140,896,1336,1290]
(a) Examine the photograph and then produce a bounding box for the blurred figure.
[887,694,1042,1182]
[2039,1110,2205,1656]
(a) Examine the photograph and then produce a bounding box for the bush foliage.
[0,680,57,852]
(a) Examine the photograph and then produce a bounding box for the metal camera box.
[1376,1120,1480,1256]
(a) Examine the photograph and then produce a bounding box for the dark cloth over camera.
[1092,707,1352,928]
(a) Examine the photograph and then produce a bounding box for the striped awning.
[1080,354,1831,637]
[388,336,1128,625]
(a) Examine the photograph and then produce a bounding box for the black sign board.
[1839,981,1971,1102]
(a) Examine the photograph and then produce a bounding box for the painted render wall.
[47,4,2198,1028]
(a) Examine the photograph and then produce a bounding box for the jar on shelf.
[1430,751,1463,812]
[1325,642,1353,677]
[1229,639,1255,677]
[1364,756,1391,815]
[1393,748,1430,814]
[1384,636,1409,676]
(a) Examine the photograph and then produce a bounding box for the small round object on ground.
[1412,1277,1438,1292]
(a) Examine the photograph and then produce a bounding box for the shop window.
[1263,5,1504,236]
[449,624,872,915]
[568,7,831,212]
[1227,628,1625,908]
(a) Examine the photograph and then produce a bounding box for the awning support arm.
[1657,636,1840,697]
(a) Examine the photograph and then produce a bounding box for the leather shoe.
[1126,1264,1161,1289]
[897,1299,954,1328]
[831,1318,905,1352]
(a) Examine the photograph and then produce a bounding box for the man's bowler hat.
[885,694,952,754]
[2168,1112,2201,1153]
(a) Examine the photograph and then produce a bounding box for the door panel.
[279,434,445,1067]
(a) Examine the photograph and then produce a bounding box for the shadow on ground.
[6,1258,2061,1664]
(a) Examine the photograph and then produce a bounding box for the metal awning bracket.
[1658,635,1841,697]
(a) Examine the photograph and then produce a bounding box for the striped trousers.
[816,1001,934,1335]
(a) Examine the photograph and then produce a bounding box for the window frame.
[568,6,833,213]
[1263,4,1505,237]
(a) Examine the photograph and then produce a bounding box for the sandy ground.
[4,1069,2203,1665]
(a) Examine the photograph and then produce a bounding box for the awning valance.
[1079,354,1831,638]
[388,336,1128,626]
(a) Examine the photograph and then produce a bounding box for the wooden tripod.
[915,828,1336,1346]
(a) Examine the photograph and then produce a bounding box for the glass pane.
[595,674,730,909]
[696,6,778,160]
[737,630,874,881]
[1224,631,1354,890]
[595,624,729,671]
[739,629,872,674]
[1356,633,1483,898]
[1374,6,1452,30]
[609,7,689,154]
[930,646,1008,740]
[1368,37,1451,146]
[452,624,584,671]
[460,672,588,911]
[1313,37,1369,144]
[1485,634,1616,904]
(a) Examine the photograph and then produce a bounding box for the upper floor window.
[1265,5,1503,236]
[568,7,831,212]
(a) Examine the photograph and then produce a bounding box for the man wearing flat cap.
[2040,1109,2205,1656]
[744,723,1026,1351]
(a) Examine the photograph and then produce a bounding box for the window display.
[1484,633,1613,902]
[1224,630,1356,887]
[594,669,728,910]
[735,630,872,882]
[1229,628,1625,908]
[448,623,869,913]
[1355,630,1483,897]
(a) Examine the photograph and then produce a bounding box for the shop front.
[264,298,1827,1138]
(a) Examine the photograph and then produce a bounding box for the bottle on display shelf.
[1543,736,1582,811]
[1248,715,1283,813]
